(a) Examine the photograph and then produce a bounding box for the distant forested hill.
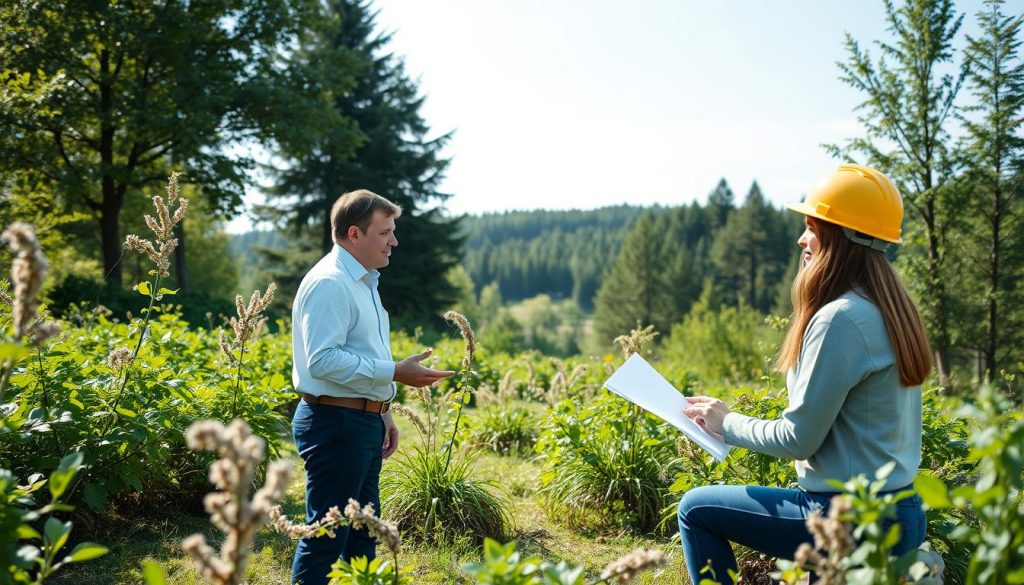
[460,206,661,311]
[231,186,803,320]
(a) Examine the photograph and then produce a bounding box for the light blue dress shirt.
[291,245,397,402]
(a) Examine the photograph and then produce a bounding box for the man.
[290,189,454,585]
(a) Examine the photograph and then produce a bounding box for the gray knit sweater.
[722,290,922,491]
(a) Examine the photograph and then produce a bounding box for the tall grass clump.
[381,311,511,543]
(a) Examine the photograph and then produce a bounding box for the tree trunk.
[322,192,333,254]
[100,205,122,288]
[99,49,123,289]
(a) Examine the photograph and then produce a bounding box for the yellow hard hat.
[787,164,904,246]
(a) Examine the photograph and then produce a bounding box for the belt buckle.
[380,400,391,415]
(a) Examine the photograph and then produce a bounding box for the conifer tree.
[959,0,1024,380]
[710,182,780,312]
[706,178,736,232]
[267,0,460,329]
[830,0,965,383]
[593,213,674,346]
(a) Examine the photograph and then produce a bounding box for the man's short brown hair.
[331,189,402,243]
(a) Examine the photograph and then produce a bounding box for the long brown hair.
[776,217,931,386]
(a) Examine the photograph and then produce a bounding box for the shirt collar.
[333,244,378,283]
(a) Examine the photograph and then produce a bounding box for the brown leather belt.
[301,393,391,414]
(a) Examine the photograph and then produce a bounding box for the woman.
[679,164,930,584]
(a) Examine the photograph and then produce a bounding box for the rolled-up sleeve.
[302,279,392,386]
[722,315,871,460]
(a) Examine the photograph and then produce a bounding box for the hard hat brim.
[787,202,902,244]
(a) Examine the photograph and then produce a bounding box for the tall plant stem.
[36,348,62,454]
[101,273,161,437]
[0,358,13,407]
[232,345,246,419]
[442,387,468,475]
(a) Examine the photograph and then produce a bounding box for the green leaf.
[65,542,109,563]
[142,561,167,585]
[882,523,901,549]
[83,483,107,512]
[914,474,951,509]
[156,287,178,296]
[49,452,83,500]
[43,517,71,553]
[115,406,138,418]
[0,342,30,362]
[16,524,41,540]
[135,281,151,296]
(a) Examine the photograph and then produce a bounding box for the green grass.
[49,402,689,584]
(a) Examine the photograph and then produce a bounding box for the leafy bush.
[914,383,1024,585]
[328,556,413,585]
[660,290,783,384]
[0,185,293,516]
[1,452,108,584]
[536,391,679,533]
[775,463,945,585]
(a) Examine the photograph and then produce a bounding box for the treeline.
[459,180,802,345]
[462,206,652,310]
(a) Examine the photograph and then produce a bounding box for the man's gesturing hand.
[393,348,455,387]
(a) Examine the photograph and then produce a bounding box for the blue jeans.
[290,400,385,585]
[677,485,926,585]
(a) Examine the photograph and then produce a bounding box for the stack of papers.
[603,353,731,462]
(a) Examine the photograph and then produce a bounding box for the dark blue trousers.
[290,400,385,585]
[677,485,926,585]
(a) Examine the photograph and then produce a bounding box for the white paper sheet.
[603,353,732,462]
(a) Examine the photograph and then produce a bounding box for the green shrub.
[536,392,679,533]
[661,290,782,384]
[0,452,108,584]
[915,383,1024,585]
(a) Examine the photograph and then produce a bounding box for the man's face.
[349,210,398,270]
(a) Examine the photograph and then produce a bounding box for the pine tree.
[593,213,675,346]
[959,0,1024,381]
[710,182,779,312]
[706,178,736,232]
[267,0,460,329]
[829,0,966,383]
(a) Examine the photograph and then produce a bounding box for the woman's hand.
[684,396,730,442]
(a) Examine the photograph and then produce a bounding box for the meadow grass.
[49,401,687,584]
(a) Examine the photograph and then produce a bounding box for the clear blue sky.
[231,0,991,231]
